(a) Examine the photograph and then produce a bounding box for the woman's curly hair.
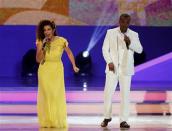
[36,20,57,41]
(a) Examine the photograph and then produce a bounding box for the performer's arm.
[128,33,143,54]
[102,31,113,64]
[64,43,79,73]
[102,31,115,72]
[36,40,45,63]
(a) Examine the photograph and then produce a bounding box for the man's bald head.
[119,13,131,33]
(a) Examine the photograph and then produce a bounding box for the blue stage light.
[82,51,89,58]
[75,51,92,76]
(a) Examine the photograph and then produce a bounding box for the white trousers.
[104,71,131,122]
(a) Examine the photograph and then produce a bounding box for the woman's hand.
[73,66,80,73]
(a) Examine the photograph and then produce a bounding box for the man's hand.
[124,35,130,49]
[108,63,115,73]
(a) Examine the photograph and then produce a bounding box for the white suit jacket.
[102,27,143,75]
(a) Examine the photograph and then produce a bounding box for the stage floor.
[0,77,172,130]
[0,115,172,131]
[0,76,171,91]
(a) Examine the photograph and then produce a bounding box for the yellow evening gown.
[36,36,68,128]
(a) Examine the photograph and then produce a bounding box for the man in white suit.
[101,14,143,129]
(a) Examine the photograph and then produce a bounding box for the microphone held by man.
[123,34,130,50]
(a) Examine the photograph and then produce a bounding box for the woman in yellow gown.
[36,20,79,128]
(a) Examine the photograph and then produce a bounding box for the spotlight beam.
[86,1,118,52]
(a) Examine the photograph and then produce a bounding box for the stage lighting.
[83,82,88,91]
[83,82,87,88]
[75,51,92,76]
[82,51,89,58]
[86,1,117,53]
[21,49,38,77]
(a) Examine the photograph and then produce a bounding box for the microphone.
[42,37,51,50]
[123,33,129,50]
